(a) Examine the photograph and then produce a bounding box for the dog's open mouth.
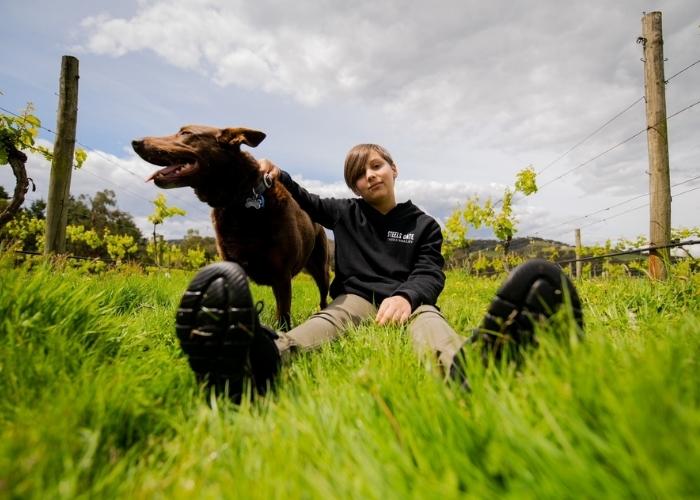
[145,161,200,188]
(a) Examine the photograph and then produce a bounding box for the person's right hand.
[376,295,412,325]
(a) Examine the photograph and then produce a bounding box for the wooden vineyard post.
[641,12,671,280]
[45,55,79,254]
[575,228,583,279]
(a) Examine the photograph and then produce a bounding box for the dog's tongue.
[145,165,180,182]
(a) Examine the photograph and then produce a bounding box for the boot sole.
[175,262,258,400]
[474,259,583,360]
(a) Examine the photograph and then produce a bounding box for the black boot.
[175,262,281,402]
[472,259,584,363]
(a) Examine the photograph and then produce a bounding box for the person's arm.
[393,222,446,308]
[376,222,446,325]
[260,159,343,228]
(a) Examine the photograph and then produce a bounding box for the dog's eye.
[178,130,192,136]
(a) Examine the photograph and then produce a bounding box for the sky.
[1,0,698,248]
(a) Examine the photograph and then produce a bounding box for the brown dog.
[132,125,329,330]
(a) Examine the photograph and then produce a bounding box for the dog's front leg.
[272,278,293,332]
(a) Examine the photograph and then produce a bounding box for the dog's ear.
[217,128,266,148]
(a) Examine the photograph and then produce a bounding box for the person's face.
[353,150,397,207]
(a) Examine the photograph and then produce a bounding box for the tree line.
[0,186,218,269]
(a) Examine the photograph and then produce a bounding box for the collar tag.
[245,193,265,209]
[263,173,273,188]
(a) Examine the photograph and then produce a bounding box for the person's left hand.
[258,158,280,180]
[376,295,412,325]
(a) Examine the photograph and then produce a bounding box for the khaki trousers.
[274,294,468,375]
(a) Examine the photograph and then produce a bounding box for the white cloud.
[1,147,505,240]
[4,0,698,248]
[3,144,696,249]
[79,0,362,105]
[289,175,505,225]
[77,1,700,162]
[0,142,213,240]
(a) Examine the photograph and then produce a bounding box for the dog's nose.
[131,139,142,151]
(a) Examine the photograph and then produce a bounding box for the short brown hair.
[343,144,395,192]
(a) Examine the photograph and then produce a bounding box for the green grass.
[1,255,699,498]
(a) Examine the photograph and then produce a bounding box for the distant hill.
[453,236,576,260]
[323,235,578,269]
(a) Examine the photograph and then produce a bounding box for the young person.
[175,144,583,399]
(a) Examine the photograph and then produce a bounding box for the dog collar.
[245,173,273,210]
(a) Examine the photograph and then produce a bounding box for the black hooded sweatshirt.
[278,170,445,311]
